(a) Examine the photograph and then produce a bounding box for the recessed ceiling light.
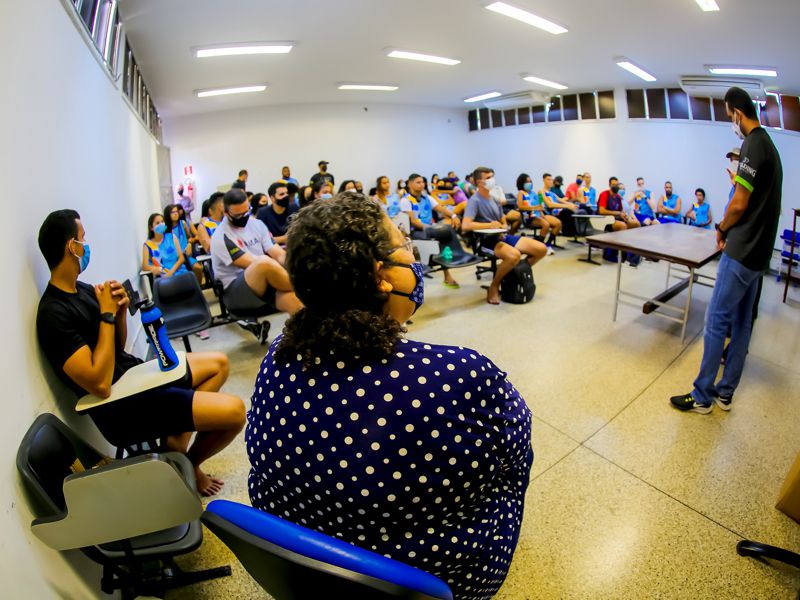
[522,75,567,90]
[707,65,778,77]
[464,91,502,103]
[387,50,460,66]
[615,58,657,82]
[194,43,293,58]
[338,84,399,91]
[485,2,568,35]
[694,0,720,11]
[195,85,267,98]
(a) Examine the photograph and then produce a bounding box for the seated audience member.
[164,204,204,283]
[142,213,188,278]
[578,172,598,213]
[176,204,200,244]
[488,174,522,235]
[355,180,364,194]
[463,167,548,305]
[552,175,566,198]
[516,173,559,252]
[197,192,225,253]
[686,188,713,229]
[280,165,299,187]
[400,173,461,289]
[232,169,248,191]
[210,189,302,318]
[37,210,245,496]
[598,177,641,231]
[431,173,440,188]
[565,173,584,202]
[257,181,298,245]
[373,175,403,217]
[657,181,682,223]
[310,160,335,188]
[298,185,313,208]
[247,196,533,599]
[338,179,357,193]
[459,173,476,197]
[175,184,194,215]
[250,192,268,215]
[539,172,579,237]
[632,177,658,226]
[307,179,334,206]
[396,178,406,195]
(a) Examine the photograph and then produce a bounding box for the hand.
[108,280,130,315]
[716,229,726,251]
[95,282,118,314]
[451,216,461,230]
[726,167,736,185]
[488,221,503,229]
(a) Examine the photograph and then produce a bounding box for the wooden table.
[587,224,721,342]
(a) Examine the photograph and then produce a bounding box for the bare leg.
[186,352,230,392]
[515,237,548,266]
[275,290,303,315]
[488,243,521,304]
[244,255,293,297]
[506,210,522,234]
[535,217,550,238]
[191,262,204,284]
[612,220,628,232]
[546,215,562,236]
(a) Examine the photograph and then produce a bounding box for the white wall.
[470,89,799,241]
[0,1,161,597]
[164,102,474,216]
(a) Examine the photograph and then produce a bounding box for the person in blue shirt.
[280,166,299,188]
[657,181,682,223]
[631,177,658,226]
[725,147,740,212]
[164,204,204,283]
[141,213,188,278]
[579,172,598,213]
[197,192,225,253]
[515,173,559,253]
[373,175,403,218]
[685,188,713,229]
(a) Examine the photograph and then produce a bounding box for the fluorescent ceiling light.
[615,58,657,82]
[523,75,567,90]
[485,2,568,34]
[707,66,778,77]
[464,91,502,103]
[338,84,399,91]
[387,50,460,66]
[694,0,720,11]
[194,43,293,58]
[196,85,267,98]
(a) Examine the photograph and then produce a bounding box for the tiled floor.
[169,242,800,600]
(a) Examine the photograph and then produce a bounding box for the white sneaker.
[546,246,555,255]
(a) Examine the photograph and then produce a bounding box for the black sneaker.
[258,321,272,345]
[236,320,260,339]
[670,393,712,414]
[715,394,733,411]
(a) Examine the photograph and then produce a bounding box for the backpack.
[500,261,536,304]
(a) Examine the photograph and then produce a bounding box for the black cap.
[318,160,329,166]
[554,175,563,185]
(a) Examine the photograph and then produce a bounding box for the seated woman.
[686,188,713,229]
[373,175,403,218]
[516,173,560,253]
[338,179,357,193]
[247,195,533,599]
[142,213,187,278]
[164,204,204,283]
[250,192,269,215]
[302,180,333,207]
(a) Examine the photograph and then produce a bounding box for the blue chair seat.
[203,500,452,600]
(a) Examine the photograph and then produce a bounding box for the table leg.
[666,262,672,289]
[613,257,622,321]
[681,268,695,343]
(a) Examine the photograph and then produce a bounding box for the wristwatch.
[100,312,116,324]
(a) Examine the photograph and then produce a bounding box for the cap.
[554,175,564,184]
[725,147,740,159]
[318,160,329,166]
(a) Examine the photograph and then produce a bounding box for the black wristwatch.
[715,223,727,236]
[100,312,116,324]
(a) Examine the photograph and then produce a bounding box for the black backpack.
[500,261,536,304]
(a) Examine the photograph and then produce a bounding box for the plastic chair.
[202,500,453,600]
[424,224,484,270]
[16,414,230,599]
[152,271,212,352]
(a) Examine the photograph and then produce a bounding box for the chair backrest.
[202,500,453,600]
[152,271,211,330]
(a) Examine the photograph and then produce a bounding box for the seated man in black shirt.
[36,209,245,496]
[256,181,298,245]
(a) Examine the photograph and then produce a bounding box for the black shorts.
[224,271,277,313]
[89,370,195,448]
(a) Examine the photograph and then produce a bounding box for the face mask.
[666,190,673,197]
[619,189,626,198]
[228,213,250,228]
[576,178,583,185]
[610,185,620,194]
[154,223,167,235]
[388,261,425,314]
[730,160,739,172]
[72,240,91,273]
[732,115,745,141]
[524,182,533,192]
[275,197,290,208]
[320,193,332,200]
[484,177,496,189]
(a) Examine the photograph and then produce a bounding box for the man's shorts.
[224,271,277,313]
[481,233,520,253]
[634,212,653,224]
[658,215,681,224]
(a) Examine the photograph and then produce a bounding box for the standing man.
[671,87,782,413]
[233,169,248,191]
[310,161,335,188]
[257,181,298,245]
[281,166,299,187]
[175,184,194,215]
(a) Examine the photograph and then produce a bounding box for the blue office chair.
[202,500,453,600]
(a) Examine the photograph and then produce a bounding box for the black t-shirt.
[36,282,142,398]
[309,172,335,187]
[725,127,783,271]
[256,203,298,238]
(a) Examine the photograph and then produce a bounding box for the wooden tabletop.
[587,223,721,269]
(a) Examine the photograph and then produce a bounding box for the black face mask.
[610,185,620,194]
[275,197,290,208]
[228,213,250,228]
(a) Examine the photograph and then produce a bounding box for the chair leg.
[183,335,192,352]
[160,558,232,589]
[737,540,800,568]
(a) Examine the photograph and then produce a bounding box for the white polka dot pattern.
[246,336,533,600]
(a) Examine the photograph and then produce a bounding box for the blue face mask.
[524,182,533,192]
[154,223,168,235]
[387,261,425,314]
[619,189,626,198]
[320,193,333,200]
[74,240,90,273]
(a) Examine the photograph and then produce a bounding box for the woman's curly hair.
[275,191,404,368]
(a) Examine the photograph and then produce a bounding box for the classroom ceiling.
[119,0,800,119]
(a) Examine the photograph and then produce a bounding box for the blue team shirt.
[582,186,597,208]
[634,190,654,217]
[689,202,711,229]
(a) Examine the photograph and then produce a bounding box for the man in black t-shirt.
[309,160,335,188]
[671,87,783,414]
[36,209,246,496]
[256,181,298,245]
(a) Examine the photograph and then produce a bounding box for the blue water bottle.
[140,301,179,371]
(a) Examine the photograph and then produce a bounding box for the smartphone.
[121,279,141,316]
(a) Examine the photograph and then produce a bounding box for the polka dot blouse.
[246,336,533,600]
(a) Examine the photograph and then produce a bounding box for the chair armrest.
[31,453,201,551]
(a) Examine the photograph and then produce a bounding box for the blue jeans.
[692,253,762,405]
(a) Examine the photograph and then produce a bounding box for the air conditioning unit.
[679,76,766,101]
[483,90,551,110]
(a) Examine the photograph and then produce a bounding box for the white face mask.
[484,177,496,189]
[732,115,745,141]
[730,159,739,173]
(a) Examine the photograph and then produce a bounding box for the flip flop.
[443,281,460,289]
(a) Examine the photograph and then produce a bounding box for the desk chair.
[423,224,484,272]
[465,232,498,284]
[212,278,277,345]
[153,271,212,352]
[202,500,453,600]
[16,414,230,600]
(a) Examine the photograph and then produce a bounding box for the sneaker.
[715,394,733,411]
[670,393,713,414]
[258,321,272,345]
[546,245,555,256]
[196,329,210,340]
[236,320,260,338]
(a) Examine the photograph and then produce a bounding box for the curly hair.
[275,192,404,368]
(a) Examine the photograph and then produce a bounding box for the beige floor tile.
[496,447,799,600]
[747,277,800,375]
[530,416,579,480]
